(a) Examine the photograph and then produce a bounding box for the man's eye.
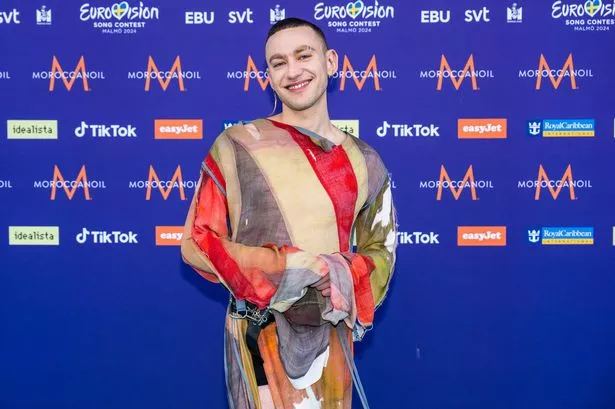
[273,61,285,68]
[299,54,311,60]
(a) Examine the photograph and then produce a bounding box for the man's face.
[265,26,337,112]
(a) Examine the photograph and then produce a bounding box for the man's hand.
[310,272,331,297]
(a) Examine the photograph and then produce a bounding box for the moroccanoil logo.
[419,165,494,200]
[32,56,106,91]
[336,55,397,91]
[32,165,107,200]
[517,164,592,200]
[518,54,593,90]
[127,56,202,91]
[232,54,396,91]
[155,226,183,246]
[419,54,494,90]
[226,55,269,91]
[128,165,198,200]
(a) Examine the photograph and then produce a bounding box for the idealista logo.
[0,8,20,24]
[518,53,593,89]
[8,226,59,246]
[420,165,494,200]
[33,165,107,200]
[458,118,507,139]
[76,227,138,244]
[397,231,440,245]
[528,227,594,245]
[458,226,507,246]
[32,56,106,91]
[128,56,201,91]
[155,226,184,246]
[154,119,203,139]
[377,121,440,138]
[75,121,137,138]
[517,164,592,200]
[552,0,615,31]
[314,0,395,33]
[420,54,494,91]
[232,54,396,91]
[80,1,159,34]
[331,120,360,137]
[7,120,58,140]
[129,165,197,200]
[527,119,595,137]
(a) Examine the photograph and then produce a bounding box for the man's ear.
[325,49,339,76]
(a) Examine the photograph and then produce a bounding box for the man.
[181,18,397,409]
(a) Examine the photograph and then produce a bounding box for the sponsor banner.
[9,226,59,246]
[76,227,138,244]
[528,227,594,245]
[551,0,615,32]
[7,120,58,139]
[397,231,439,245]
[527,119,595,137]
[156,226,183,246]
[331,120,360,138]
[154,119,203,139]
[458,118,507,139]
[458,226,507,246]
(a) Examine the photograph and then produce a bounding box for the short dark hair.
[267,17,329,51]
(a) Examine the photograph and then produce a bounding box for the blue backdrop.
[1,0,615,408]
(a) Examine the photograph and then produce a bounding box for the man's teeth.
[289,81,309,90]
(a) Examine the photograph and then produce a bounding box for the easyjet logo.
[458,118,507,139]
[155,226,184,246]
[154,119,203,139]
[535,164,576,200]
[50,56,90,91]
[458,226,507,246]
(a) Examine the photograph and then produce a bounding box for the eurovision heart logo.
[346,0,364,19]
[112,1,129,20]
[584,0,602,17]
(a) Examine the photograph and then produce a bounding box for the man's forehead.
[266,26,325,56]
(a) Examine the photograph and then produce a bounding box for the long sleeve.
[340,175,397,329]
[181,144,288,309]
[180,136,329,310]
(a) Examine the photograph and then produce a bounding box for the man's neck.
[271,98,345,145]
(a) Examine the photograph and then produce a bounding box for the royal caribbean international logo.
[80,1,160,34]
[552,0,615,32]
[527,119,595,137]
[528,227,594,245]
[314,0,395,34]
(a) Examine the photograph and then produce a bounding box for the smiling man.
[181,18,397,409]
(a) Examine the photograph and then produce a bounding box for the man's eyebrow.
[268,45,317,63]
